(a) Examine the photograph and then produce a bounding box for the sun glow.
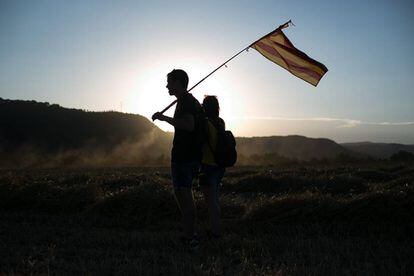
[123,53,246,132]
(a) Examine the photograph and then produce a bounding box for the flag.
[251,21,328,86]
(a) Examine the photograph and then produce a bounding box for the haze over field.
[1,0,413,143]
[2,98,413,168]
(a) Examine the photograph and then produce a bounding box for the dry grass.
[0,164,413,275]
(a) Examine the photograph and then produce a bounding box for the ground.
[1,163,413,275]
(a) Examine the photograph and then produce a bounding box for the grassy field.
[1,163,413,275]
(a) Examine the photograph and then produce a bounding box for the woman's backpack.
[208,118,237,168]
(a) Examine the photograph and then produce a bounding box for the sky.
[1,0,413,144]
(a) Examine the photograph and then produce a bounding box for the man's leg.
[174,187,196,238]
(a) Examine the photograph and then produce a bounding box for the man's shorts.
[171,161,200,190]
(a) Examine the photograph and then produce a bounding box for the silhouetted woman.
[200,95,225,238]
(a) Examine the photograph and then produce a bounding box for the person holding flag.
[152,69,202,249]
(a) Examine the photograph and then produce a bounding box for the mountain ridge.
[341,141,414,159]
[1,98,410,167]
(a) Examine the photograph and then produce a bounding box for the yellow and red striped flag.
[251,21,328,86]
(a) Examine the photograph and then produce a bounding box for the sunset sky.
[1,0,413,143]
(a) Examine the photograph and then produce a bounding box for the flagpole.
[157,46,250,115]
[155,20,292,116]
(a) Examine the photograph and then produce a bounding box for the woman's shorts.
[199,164,225,188]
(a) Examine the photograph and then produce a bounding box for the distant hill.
[0,98,172,167]
[341,142,414,159]
[237,135,352,161]
[1,98,369,168]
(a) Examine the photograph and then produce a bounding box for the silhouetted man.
[152,69,202,248]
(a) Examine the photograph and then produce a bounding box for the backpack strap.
[206,119,216,155]
[205,117,225,154]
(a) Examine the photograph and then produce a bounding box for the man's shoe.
[189,235,200,251]
[206,230,221,240]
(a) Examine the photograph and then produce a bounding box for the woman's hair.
[203,95,220,118]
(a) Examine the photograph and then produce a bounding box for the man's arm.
[152,112,194,132]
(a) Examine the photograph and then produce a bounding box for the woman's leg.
[201,180,221,236]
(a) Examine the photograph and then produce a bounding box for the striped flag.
[251,21,328,86]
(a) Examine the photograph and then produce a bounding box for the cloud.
[228,116,414,128]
